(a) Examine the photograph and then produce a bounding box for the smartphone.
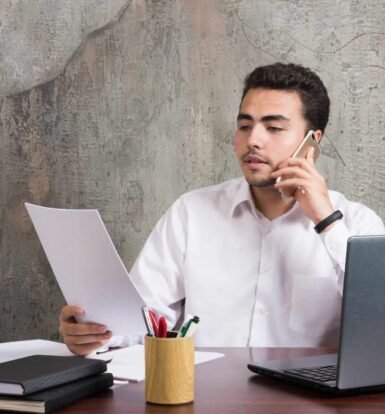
[276,130,320,197]
[291,130,320,160]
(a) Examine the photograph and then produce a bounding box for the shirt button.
[256,307,267,315]
[261,265,271,273]
[328,242,341,253]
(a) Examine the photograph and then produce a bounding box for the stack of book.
[0,354,113,413]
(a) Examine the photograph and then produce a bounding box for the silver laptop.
[248,235,385,394]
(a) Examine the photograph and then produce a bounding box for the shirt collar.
[230,177,301,221]
[230,177,255,217]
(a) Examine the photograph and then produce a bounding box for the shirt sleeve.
[127,196,188,330]
[320,203,385,292]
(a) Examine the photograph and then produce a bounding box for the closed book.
[0,373,113,413]
[0,355,107,396]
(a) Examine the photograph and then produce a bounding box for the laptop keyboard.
[284,365,337,382]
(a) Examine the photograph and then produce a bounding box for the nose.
[247,124,266,149]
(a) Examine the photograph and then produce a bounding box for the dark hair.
[241,63,330,133]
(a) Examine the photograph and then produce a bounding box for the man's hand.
[59,305,112,356]
[271,147,335,227]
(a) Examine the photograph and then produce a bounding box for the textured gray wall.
[1,0,384,342]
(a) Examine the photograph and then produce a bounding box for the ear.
[314,130,322,143]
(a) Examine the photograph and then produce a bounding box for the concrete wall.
[1,0,384,342]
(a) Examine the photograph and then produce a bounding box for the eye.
[238,124,252,131]
[267,126,284,133]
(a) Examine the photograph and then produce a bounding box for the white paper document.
[0,340,73,363]
[92,345,225,382]
[25,203,145,336]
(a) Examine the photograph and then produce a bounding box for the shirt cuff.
[319,219,351,271]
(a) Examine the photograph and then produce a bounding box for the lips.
[244,154,267,164]
[241,153,269,172]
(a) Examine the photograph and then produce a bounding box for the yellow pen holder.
[144,334,195,405]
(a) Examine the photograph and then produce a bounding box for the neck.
[250,185,295,221]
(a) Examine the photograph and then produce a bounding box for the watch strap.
[314,210,343,234]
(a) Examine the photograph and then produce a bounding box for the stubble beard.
[246,176,276,188]
[243,163,277,188]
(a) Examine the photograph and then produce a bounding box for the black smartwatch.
[314,210,343,234]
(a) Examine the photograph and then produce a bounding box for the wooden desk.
[58,348,385,413]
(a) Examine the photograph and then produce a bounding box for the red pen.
[157,316,167,338]
[149,309,159,337]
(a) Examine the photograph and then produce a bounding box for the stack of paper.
[92,345,225,382]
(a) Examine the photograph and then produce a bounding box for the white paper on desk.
[0,340,73,363]
[25,203,145,336]
[92,345,225,382]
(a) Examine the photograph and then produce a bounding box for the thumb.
[60,305,84,321]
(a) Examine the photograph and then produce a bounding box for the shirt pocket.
[289,273,342,338]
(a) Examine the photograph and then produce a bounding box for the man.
[60,63,384,355]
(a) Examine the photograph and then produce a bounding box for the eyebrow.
[237,113,290,123]
[237,113,253,122]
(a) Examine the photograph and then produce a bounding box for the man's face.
[235,88,308,187]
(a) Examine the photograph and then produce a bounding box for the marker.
[157,316,168,338]
[183,316,200,337]
[149,310,159,337]
[178,315,199,338]
[177,314,194,338]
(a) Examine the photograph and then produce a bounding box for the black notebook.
[0,373,113,413]
[0,355,107,396]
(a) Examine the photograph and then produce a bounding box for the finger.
[271,166,310,179]
[60,320,108,336]
[64,331,112,346]
[68,339,110,357]
[276,159,290,170]
[274,177,307,190]
[60,305,85,321]
[285,156,316,174]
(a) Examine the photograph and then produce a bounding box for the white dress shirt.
[122,177,384,348]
